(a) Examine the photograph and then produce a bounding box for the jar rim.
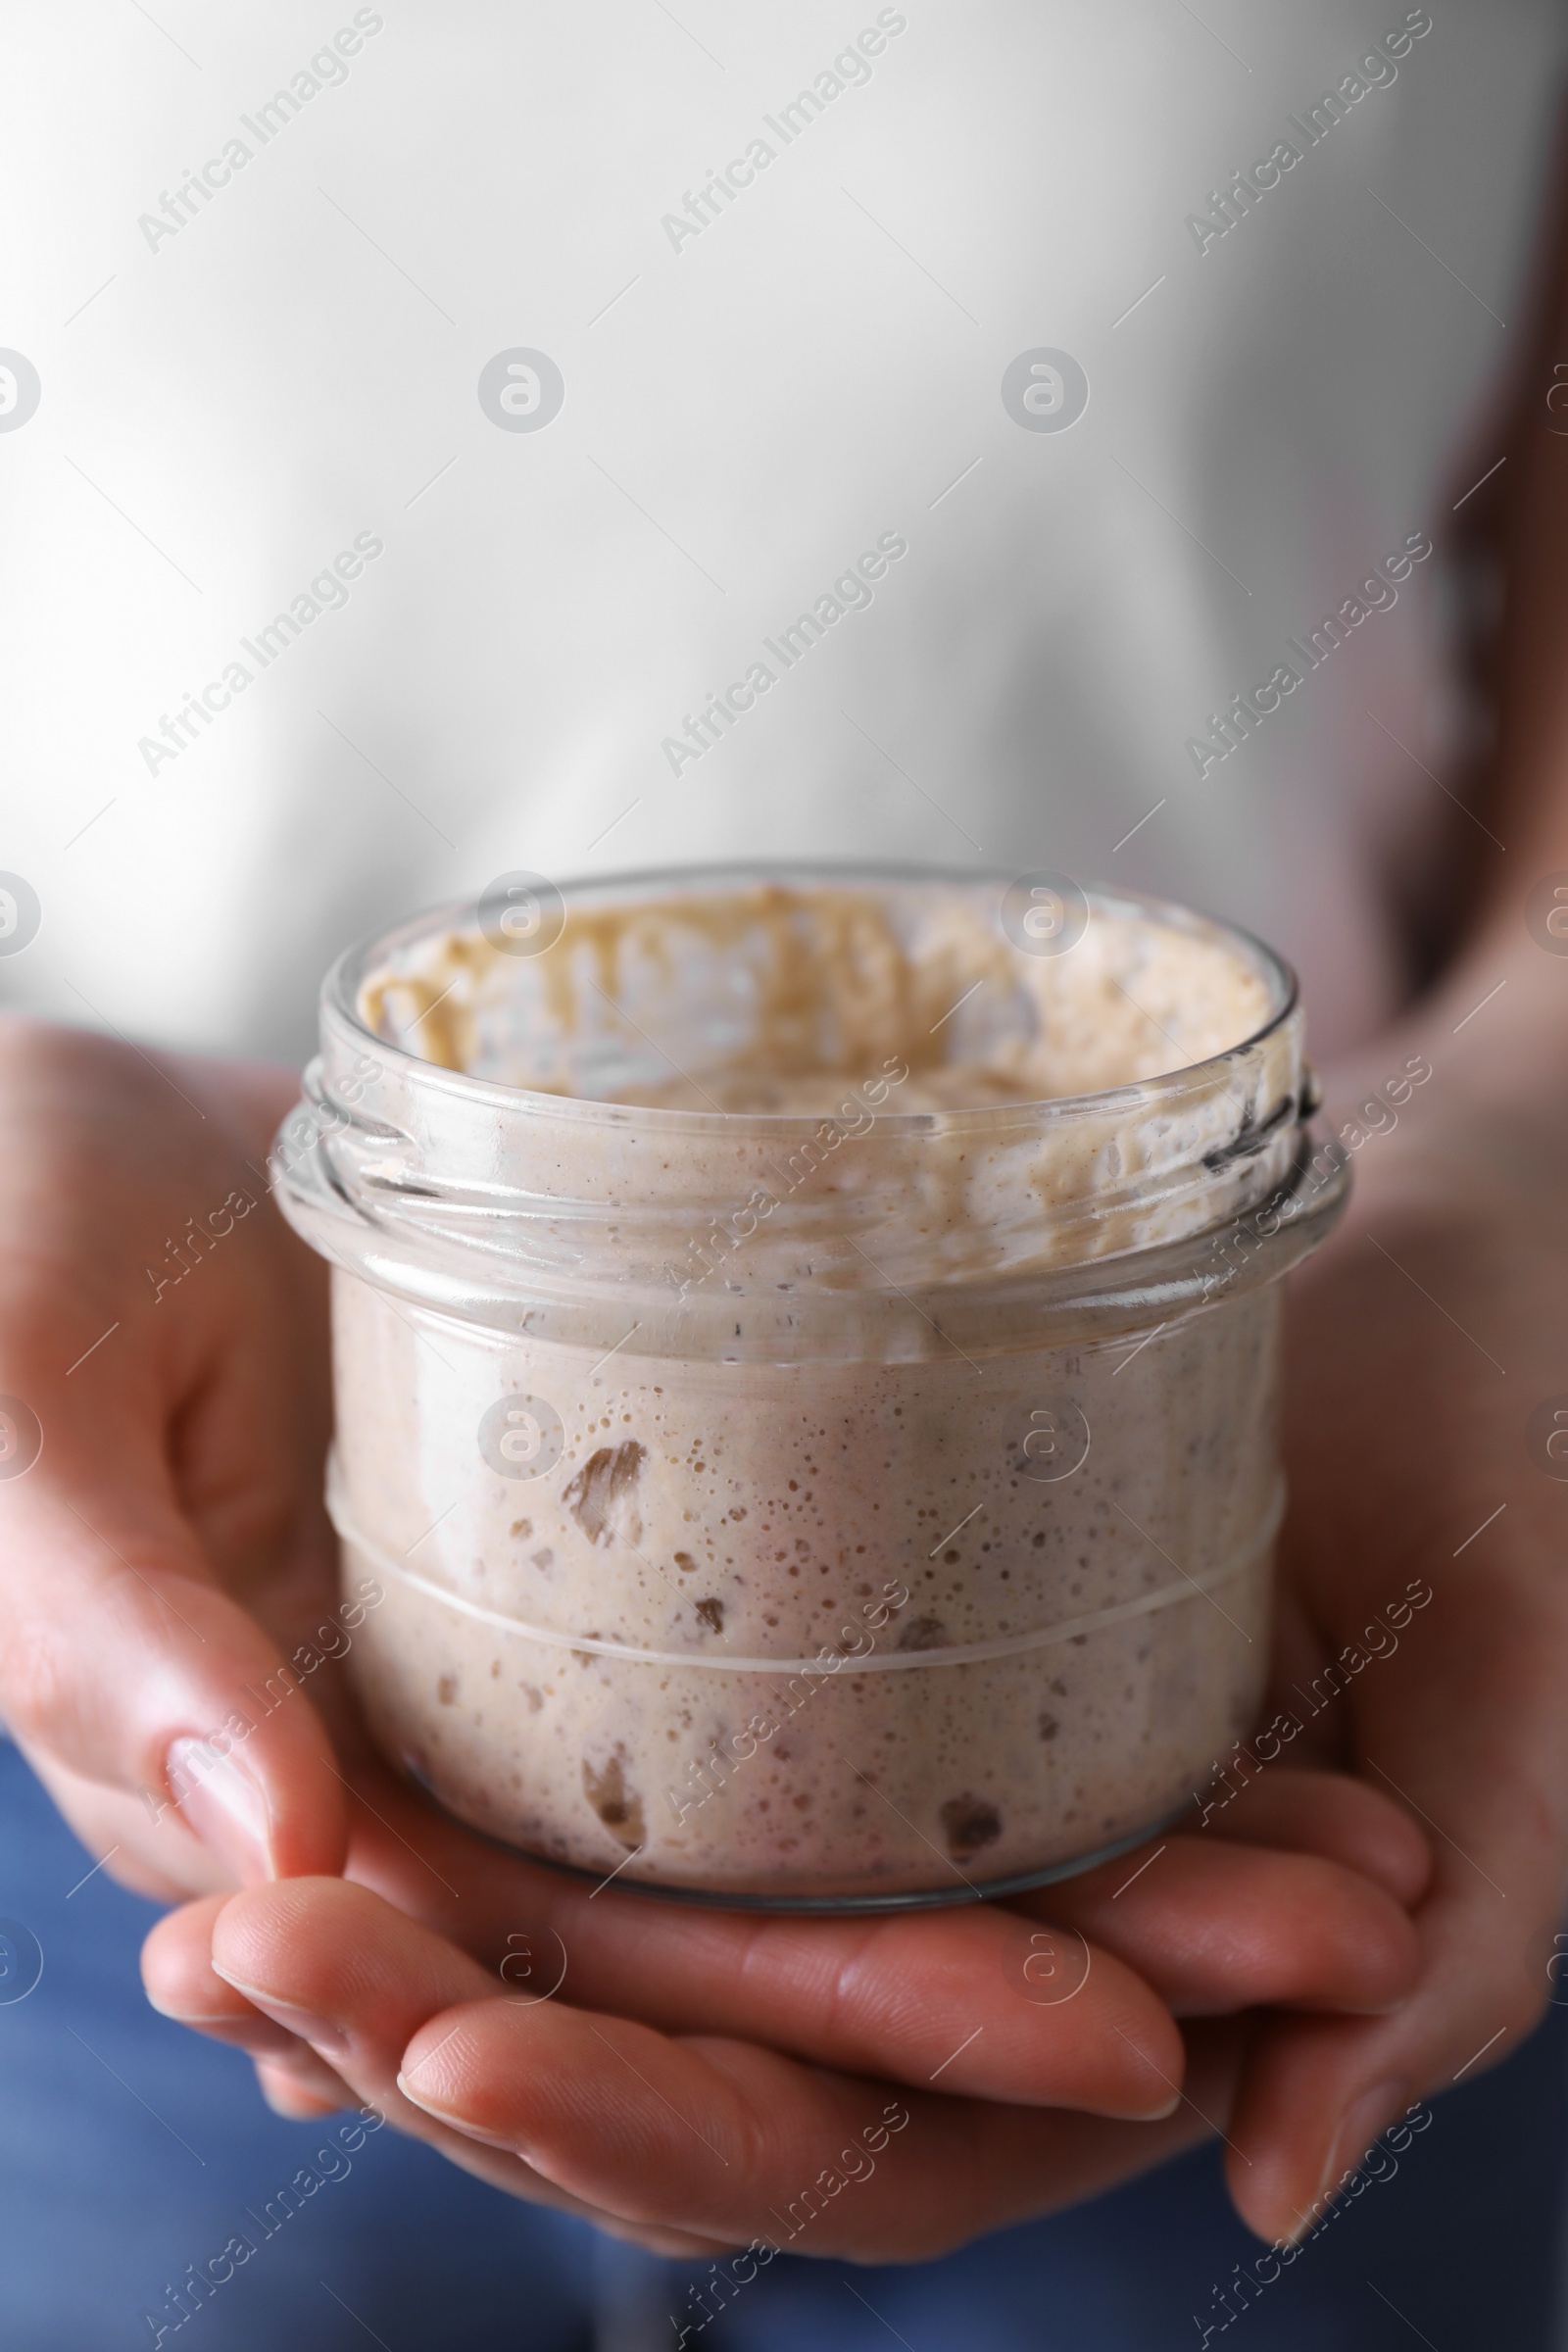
[326,860,1299,1134]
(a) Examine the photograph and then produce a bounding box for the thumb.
[0,1399,347,1885]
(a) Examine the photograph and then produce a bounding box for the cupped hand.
[145,1875,1208,2259]
[137,1751,1427,2254]
[0,1015,1432,2253]
[142,1753,1425,2264]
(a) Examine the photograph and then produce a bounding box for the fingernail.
[395,2067,465,2119]
[208,1971,351,2062]
[167,1738,274,1885]
[395,2073,517,2151]
[1106,2083,1185,2122]
[142,1995,302,2059]
[394,2070,468,2128]
[1292,2078,1407,2240]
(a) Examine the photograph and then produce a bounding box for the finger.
[1224,1663,1568,2240]
[341,1747,1409,2062]
[1009,1765,1432,2016]
[335,1769,1182,2118]
[143,1896,361,2124]
[0,1394,345,1886]
[555,1897,1184,2116]
[396,1996,1234,2261]
[1034,1796,1429,2023]
[144,1895,325,2056]
[204,1878,719,2234]
[145,1899,724,2254]
[1191,1765,1433,1905]
[1025,1835,1421,2017]
[1223,1878,1535,2246]
[214,1868,1183,2124]
[143,1896,361,2120]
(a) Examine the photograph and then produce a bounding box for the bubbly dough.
[329,880,1291,1901]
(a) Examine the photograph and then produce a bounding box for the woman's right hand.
[0,1012,351,1904]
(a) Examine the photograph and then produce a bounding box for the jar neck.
[272,871,1340,1360]
[272,1021,1344,1363]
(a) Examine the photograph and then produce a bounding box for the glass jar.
[273,865,1348,1910]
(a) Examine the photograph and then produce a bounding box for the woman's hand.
[0,1011,1428,2250]
[0,1014,350,1897]
[1203,948,1568,2244]
[142,1749,1426,2261]
[138,1705,1424,2258]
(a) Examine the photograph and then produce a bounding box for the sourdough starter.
[307,877,1301,1902]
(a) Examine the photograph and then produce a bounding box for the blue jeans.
[1,1733,1562,2350]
